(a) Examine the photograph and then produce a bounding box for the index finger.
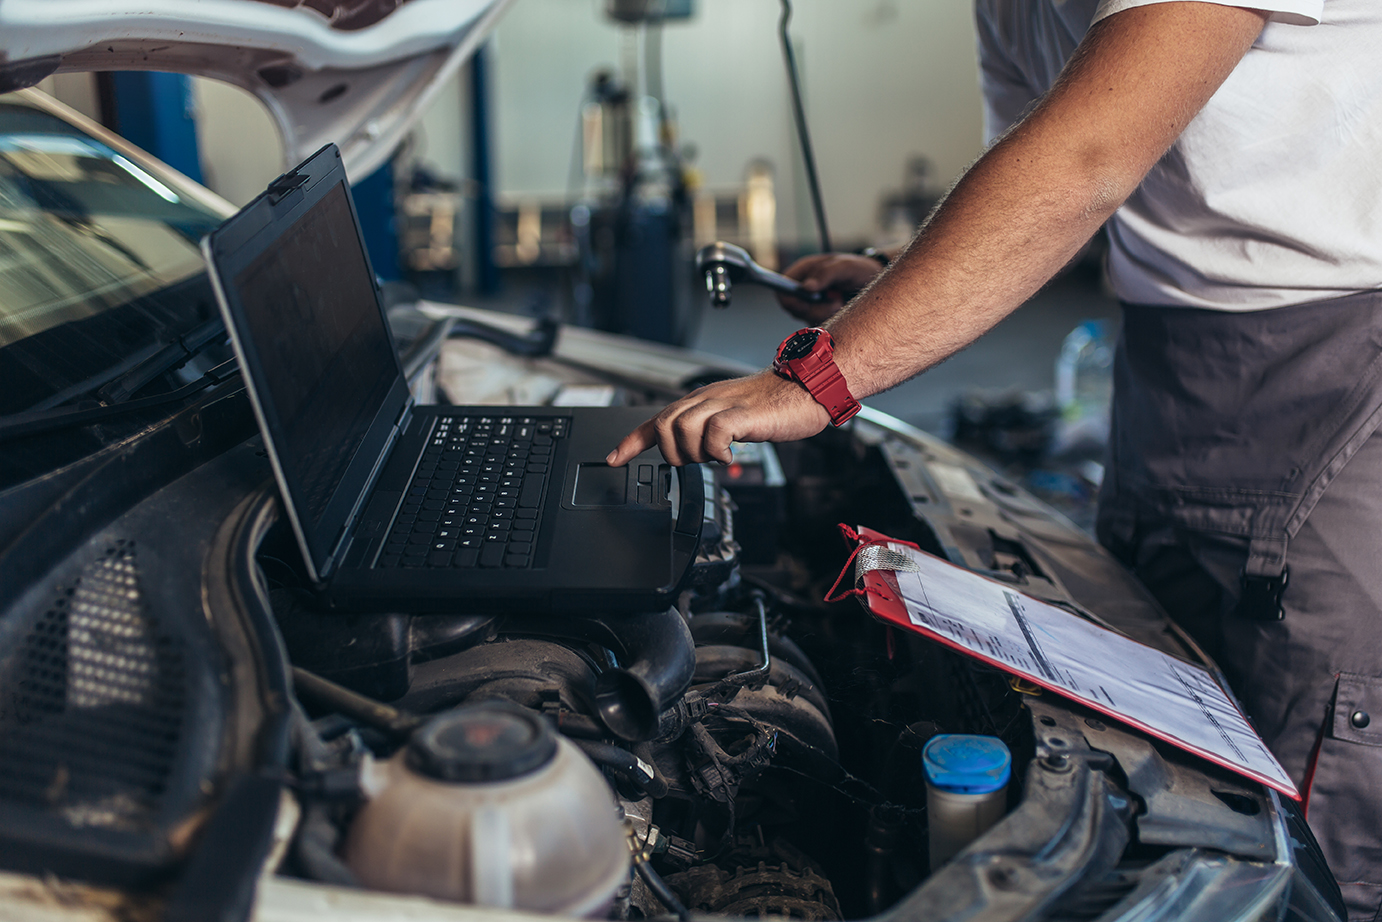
[606,416,659,467]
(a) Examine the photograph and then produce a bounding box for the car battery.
[714,441,786,565]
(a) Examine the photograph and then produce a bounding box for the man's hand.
[777,253,885,325]
[607,371,832,467]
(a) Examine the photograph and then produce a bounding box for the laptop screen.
[231,182,400,531]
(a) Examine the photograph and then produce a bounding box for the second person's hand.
[607,371,832,467]
[777,252,886,324]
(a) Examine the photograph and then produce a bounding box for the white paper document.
[882,544,1298,797]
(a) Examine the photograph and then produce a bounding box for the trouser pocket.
[1308,675,1382,920]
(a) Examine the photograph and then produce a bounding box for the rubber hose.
[293,804,358,887]
[636,859,691,922]
[573,739,670,798]
[495,609,697,742]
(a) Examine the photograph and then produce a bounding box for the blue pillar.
[108,72,203,183]
[351,161,400,282]
[470,43,500,296]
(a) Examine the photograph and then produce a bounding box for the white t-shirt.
[975,0,1382,310]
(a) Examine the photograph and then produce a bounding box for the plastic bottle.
[923,734,1012,869]
[1052,319,1114,458]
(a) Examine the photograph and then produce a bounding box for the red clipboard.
[830,524,1299,800]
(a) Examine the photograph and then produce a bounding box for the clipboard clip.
[825,524,920,603]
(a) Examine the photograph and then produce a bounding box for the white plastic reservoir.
[343,701,629,915]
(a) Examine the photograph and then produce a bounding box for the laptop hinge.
[322,399,415,577]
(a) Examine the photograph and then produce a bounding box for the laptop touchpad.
[573,464,628,506]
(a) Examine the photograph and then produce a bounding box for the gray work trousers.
[1096,291,1382,921]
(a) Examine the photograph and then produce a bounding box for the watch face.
[780,330,821,362]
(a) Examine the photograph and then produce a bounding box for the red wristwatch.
[773,327,861,426]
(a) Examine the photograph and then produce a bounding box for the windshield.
[0,95,226,416]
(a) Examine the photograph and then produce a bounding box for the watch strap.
[795,357,861,425]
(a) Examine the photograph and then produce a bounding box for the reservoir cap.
[408,700,557,783]
[923,734,1011,795]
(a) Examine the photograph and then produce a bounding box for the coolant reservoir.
[343,701,629,915]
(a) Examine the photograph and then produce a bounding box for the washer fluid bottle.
[1052,318,1114,459]
[923,734,1011,870]
[343,700,629,916]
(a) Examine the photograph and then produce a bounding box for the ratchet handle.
[759,269,829,303]
[703,264,828,306]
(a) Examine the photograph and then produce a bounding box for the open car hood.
[0,0,513,179]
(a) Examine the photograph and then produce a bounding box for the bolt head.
[987,866,1019,890]
[1043,753,1071,772]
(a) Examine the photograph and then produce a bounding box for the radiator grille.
[0,540,189,830]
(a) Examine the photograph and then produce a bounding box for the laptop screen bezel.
[202,144,412,583]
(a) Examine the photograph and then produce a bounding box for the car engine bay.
[251,362,1329,921]
[0,314,1346,922]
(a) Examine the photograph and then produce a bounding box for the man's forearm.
[823,2,1268,399]
[825,129,1120,398]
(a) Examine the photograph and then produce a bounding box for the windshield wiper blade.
[20,316,227,416]
[97,318,227,405]
[0,359,241,442]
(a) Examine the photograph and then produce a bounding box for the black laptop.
[203,144,705,613]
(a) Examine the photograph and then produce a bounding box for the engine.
[269,428,1027,919]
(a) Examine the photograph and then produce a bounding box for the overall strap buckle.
[1239,522,1290,622]
[1237,567,1289,622]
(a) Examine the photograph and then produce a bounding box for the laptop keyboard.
[376,415,568,570]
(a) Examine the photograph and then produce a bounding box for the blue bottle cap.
[922,734,1012,795]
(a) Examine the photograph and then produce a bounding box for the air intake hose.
[592,608,696,741]
[501,608,696,742]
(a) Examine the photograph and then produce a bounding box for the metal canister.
[923,734,1012,870]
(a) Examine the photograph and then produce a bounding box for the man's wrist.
[772,370,834,424]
